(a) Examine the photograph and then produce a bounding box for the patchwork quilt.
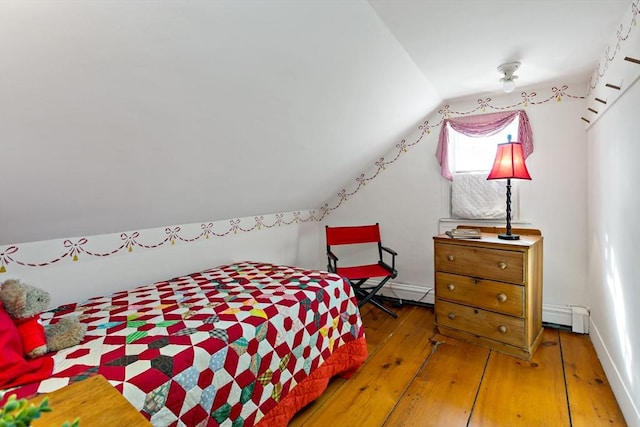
[4,261,368,426]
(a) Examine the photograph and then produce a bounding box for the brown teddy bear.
[0,279,86,358]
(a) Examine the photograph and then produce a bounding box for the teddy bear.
[0,279,86,359]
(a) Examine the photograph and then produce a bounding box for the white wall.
[0,213,323,308]
[587,79,640,426]
[322,83,589,325]
[584,2,640,422]
[584,9,640,423]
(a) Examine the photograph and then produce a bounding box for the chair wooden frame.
[325,223,398,318]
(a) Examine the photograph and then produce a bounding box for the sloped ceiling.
[0,0,631,244]
[0,0,440,244]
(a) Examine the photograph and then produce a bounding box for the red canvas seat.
[325,223,398,318]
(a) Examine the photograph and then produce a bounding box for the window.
[447,119,519,174]
[435,110,533,220]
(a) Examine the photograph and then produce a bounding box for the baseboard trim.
[377,281,573,326]
[378,281,435,305]
[589,319,639,426]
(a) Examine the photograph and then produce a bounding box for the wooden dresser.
[433,229,543,360]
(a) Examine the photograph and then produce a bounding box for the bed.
[3,261,368,426]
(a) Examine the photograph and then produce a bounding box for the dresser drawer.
[434,242,525,284]
[435,272,524,317]
[436,300,525,347]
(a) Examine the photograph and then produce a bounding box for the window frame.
[435,110,534,180]
[447,119,520,175]
[436,110,534,220]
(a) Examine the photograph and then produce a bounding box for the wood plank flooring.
[290,304,626,426]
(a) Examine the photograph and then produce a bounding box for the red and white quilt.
[5,261,368,426]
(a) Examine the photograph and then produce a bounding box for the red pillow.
[0,301,53,390]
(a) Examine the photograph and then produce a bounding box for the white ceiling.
[369,0,631,100]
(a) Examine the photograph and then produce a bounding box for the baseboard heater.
[377,281,590,332]
[571,305,590,334]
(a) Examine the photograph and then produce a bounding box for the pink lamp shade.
[487,141,532,180]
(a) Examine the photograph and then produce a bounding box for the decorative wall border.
[1,84,586,274]
[319,84,586,216]
[588,0,639,94]
[0,210,319,273]
[583,0,640,125]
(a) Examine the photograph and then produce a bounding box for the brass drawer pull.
[447,312,456,320]
[447,283,456,291]
[498,261,508,270]
[447,255,455,262]
[498,325,508,334]
[497,293,507,303]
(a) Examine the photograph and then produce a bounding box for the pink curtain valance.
[435,110,534,180]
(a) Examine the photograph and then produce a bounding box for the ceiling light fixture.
[498,62,521,93]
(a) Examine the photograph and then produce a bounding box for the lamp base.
[498,233,520,240]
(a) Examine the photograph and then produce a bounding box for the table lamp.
[487,135,532,240]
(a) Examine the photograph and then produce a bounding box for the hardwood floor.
[290,304,626,426]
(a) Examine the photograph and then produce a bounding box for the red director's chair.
[325,223,398,318]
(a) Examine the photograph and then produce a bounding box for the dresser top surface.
[434,233,543,248]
